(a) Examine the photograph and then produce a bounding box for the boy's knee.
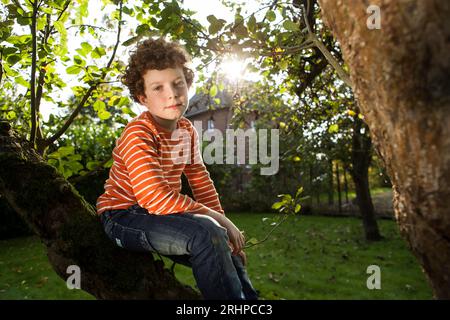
[194,219,229,248]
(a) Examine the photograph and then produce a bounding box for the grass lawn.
[0,213,433,300]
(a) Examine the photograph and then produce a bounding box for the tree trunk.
[350,117,382,241]
[343,167,349,204]
[0,122,200,300]
[319,0,450,298]
[335,162,342,214]
[327,159,334,205]
[308,163,314,207]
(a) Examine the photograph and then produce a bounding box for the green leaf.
[328,124,339,133]
[15,76,29,88]
[271,201,284,210]
[68,154,82,161]
[2,63,17,76]
[136,24,151,36]
[98,109,111,120]
[53,21,67,37]
[91,47,106,59]
[66,65,83,75]
[104,158,113,168]
[117,96,130,108]
[209,85,218,97]
[295,204,301,213]
[265,10,276,22]
[233,23,249,39]
[81,42,92,52]
[207,15,226,35]
[2,47,18,56]
[7,54,21,65]
[247,238,259,245]
[87,161,101,171]
[93,100,106,111]
[74,55,85,66]
[247,15,256,33]
[295,187,304,198]
[123,36,140,47]
[78,0,88,20]
[283,20,299,31]
[77,42,93,57]
[279,60,288,71]
[58,146,75,157]
[6,110,16,120]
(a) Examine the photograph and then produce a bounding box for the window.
[207,118,215,130]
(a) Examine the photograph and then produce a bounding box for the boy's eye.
[153,86,162,91]
[175,82,185,87]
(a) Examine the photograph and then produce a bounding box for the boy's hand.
[237,250,247,266]
[221,217,245,254]
[200,209,245,254]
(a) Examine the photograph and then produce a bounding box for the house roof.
[185,88,233,117]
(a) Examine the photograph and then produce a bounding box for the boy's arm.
[196,208,245,255]
[182,126,244,253]
[118,122,213,215]
[183,126,225,215]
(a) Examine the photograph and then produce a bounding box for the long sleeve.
[183,126,225,215]
[117,122,211,215]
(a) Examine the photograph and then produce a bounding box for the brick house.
[184,85,258,191]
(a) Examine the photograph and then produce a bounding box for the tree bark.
[0,122,200,300]
[319,0,450,298]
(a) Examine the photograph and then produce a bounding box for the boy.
[96,37,258,300]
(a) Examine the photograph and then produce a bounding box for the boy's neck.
[147,112,178,133]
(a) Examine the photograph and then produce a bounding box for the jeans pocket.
[112,224,151,253]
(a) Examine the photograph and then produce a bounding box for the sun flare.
[218,59,248,81]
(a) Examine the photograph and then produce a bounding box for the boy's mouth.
[166,103,183,109]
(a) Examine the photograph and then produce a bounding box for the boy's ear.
[137,94,147,105]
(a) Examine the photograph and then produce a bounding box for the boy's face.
[138,67,189,128]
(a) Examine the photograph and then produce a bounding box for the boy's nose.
[168,85,179,99]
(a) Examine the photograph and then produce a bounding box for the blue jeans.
[100,204,258,300]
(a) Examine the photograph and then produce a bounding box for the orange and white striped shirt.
[96,111,224,216]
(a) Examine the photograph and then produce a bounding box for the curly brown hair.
[121,37,194,103]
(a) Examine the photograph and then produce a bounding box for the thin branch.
[46,0,71,41]
[0,51,3,85]
[29,0,38,145]
[11,0,24,12]
[35,14,51,122]
[97,80,122,85]
[66,24,111,32]
[105,0,123,70]
[55,0,71,22]
[45,0,123,148]
[301,3,352,87]
[244,214,289,249]
[45,86,97,147]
